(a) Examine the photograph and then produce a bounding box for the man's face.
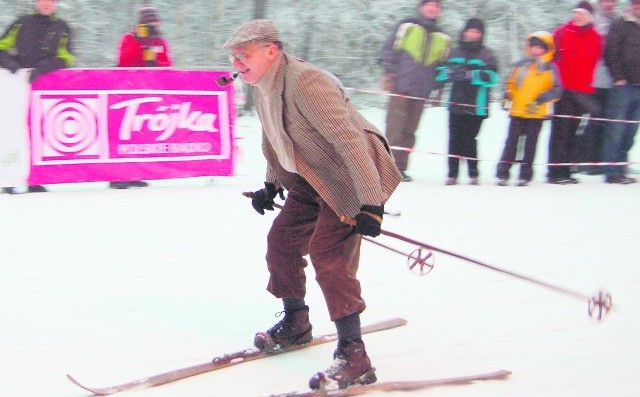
[599,0,617,13]
[419,1,442,20]
[463,28,482,42]
[229,42,277,85]
[36,0,56,16]
[529,45,546,57]
[572,10,591,27]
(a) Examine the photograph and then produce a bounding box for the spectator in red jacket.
[111,6,172,189]
[117,6,171,68]
[547,1,602,184]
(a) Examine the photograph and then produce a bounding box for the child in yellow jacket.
[497,31,562,186]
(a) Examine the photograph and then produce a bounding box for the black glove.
[248,182,284,215]
[354,205,384,237]
[448,67,468,82]
[4,59,21,74]
[29,68,42,84]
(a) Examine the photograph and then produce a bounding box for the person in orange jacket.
[496,32,563,186]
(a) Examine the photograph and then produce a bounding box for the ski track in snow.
[1,104,639,396]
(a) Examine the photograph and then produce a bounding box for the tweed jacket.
[253,53,402,218]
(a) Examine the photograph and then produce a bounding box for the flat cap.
[222,19,280,49]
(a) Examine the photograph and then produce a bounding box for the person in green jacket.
[0,0,74,194]
[0,0,74,83]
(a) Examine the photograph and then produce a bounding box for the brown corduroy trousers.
[265,175,365,322]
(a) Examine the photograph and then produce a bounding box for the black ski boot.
[308,338,377,390]
[254,305,312,353]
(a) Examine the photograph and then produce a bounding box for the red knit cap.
[139,6,159,24]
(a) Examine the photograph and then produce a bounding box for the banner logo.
[30,90,230,165]
[40,96,105,159]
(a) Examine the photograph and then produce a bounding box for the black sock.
[282,297,306,312]
[335,312,362,341]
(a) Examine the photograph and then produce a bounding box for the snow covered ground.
[1,104,639,397]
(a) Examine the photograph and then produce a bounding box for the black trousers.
[497,117,544,182]
[576,88,610,171]
[548,91,600,179]
[448,113,484,178]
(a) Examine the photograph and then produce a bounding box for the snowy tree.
[0,0,626,105]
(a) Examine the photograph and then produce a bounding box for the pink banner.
[27,68,235,185]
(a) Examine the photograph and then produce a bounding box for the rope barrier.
[390,146,639,167]
[345,87,640,125]
[233,85,639,168]
[343,86,639,167]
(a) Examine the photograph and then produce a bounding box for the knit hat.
[463,18,485,34]
[573,1,594,18]
[222,19,281,49]
[139,6,159,24]
[529,36,549,52]
[420,0,442,5]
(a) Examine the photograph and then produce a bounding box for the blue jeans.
[602,85,640,177]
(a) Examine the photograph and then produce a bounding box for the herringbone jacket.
[253,53,402,218]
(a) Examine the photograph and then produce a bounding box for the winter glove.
[354,205,384,237]
[448,67,469,82]
[143,48,157,63]
[501,96,512,111]
[4,59,21,74]
[247,182,285,215]
[380,73,396,92]
[29,68,42,84]
[525,101,539,114]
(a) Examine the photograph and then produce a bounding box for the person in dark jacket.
[601,0,640,184]
[0,0,74,194]
[379,0,451,182]
[436,18,499,185]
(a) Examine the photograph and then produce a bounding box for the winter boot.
[308,338,377,390]
[254,305,312,353]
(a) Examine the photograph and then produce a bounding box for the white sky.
[1,104,638,396]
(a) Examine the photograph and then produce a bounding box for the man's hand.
[501,97,512,111]
[4,59,21,74]
[448,67,469,82]
[354,205,384,237]
[525,101,539,114]
[380,74,396,92]
[245,182,285,215]
[29,68,42,84]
